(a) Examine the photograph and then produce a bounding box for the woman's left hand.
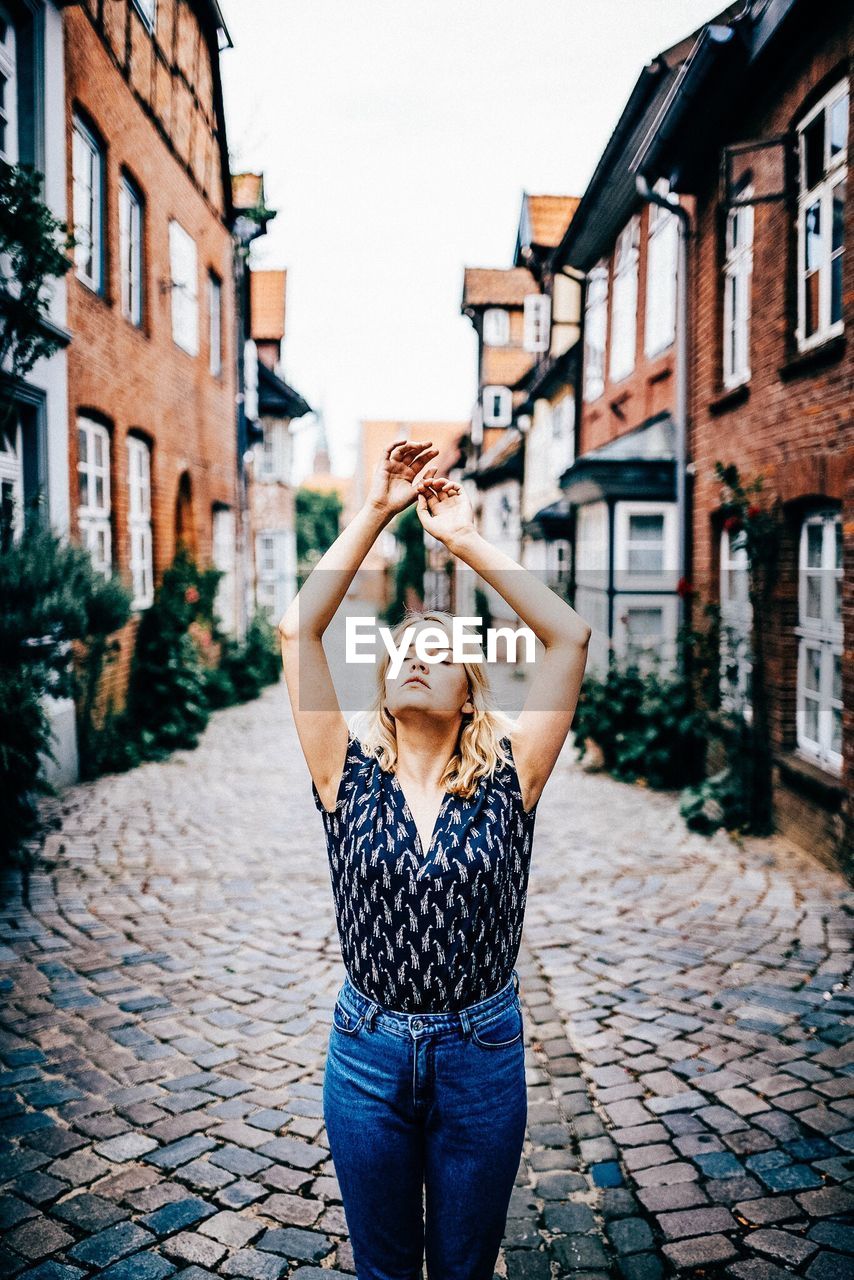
[414,474,476,548]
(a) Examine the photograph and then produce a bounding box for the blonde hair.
[349,608,518,801]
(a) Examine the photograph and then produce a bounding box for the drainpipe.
[635,174,691,674]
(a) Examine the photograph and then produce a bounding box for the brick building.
[246,268,311,624]
[64,0,238,714]
[632,0,852,864]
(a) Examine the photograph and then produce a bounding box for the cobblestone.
[0,681,851,1277]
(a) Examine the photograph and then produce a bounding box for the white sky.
[219,1,724,480]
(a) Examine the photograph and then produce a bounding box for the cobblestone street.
[1,681,852,1280]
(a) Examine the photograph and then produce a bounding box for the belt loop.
[458,1007,472,1038]
[512,969,520,994]
[365,1002,379,1031]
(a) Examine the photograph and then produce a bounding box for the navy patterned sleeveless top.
[311,730,539,1013]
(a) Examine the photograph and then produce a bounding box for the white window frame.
[77,416,111,576]
[0,6,19,165]
[722,192,753,388]
[523,293,551,353]
[609,215,639,382]
[719,527,753,721]
[482,385,512,427]
[583,258,608,402]
[119,175,143,327]
[550,392,575,473]
[257,420,289,482]
[212,506,236,634]
[644,181,678,357]
[796,78,848,351]
[255,529,294,621]
[613,501,676,593]
[482,307,509,347]
[127,436,153,609]
[168,218,199,356]
[0,416,24,546]
[613,595,678,675]
[208,272,222,376]
[131,0,156,32]
[72,115,104,294]
[795,509,842,772]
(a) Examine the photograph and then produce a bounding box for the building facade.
[632,0,852,863]
[0,0,75,782]
[63,0,238,715]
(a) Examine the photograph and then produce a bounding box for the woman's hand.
[365,439,440,517]
[414,474,476,548]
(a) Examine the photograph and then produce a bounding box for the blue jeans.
[322,969,527,1280]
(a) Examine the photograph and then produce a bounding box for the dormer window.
[523,294,551,353]
[482,386,512,427]
[482,308,509,346]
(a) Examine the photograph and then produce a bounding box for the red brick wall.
[65,2,237,706]
[689,10,853,865]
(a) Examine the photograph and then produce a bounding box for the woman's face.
[384,621,473,727]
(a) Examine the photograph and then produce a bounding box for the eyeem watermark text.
[346,616,537,677]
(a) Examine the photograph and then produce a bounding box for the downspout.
[635,174,691,674]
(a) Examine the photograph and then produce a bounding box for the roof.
[521,194,581,250]
[550,2,745,272]
[559,413,676,504]
[462,267,536,309]
[232,172,268,213]
[251,270,287,342]
[482,347,535,390]
[580,412,675,462]
[257,360,311,419]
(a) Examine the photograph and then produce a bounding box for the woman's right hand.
[365,439,440,517]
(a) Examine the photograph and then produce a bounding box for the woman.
[279,439,591,1280]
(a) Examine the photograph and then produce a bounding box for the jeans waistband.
[337,968,521,1037]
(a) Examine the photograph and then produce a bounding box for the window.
[614,502,676,593]
[255,529,294,622]
[797,79,848,349]
[77,417,111,575]
[550,393,575,472]
[119,176,143,327]
[0,416,23,549]
[482,308,509,346]
[169,219,199,355]
[482,385,512,427]
[132,0,156,31]
[624,606,664,667]
[212,506,236,633]
[723,193,753,387]
[127,436,153,608]
[796,509,842,771]
[523,294,551,353]
[257,421,289,481]
[719,527,753,719]
[645,182,678,356]
[208,273,222,376]
[0,6,18,164]
[609,216,639,381]
[72,116,104,293]
[583,258,608,401]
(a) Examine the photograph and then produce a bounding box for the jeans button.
[412,1019,423,1032]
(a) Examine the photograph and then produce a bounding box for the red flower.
[723,514,742,533]
[746,504,761,519]
[185,586,200,604]
[676,577,695,598]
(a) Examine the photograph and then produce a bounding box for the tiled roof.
[462,267,536,308]
[525,195,581,248]
[251,270,287,342]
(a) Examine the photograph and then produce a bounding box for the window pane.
[831,178,845,324]
[830,92,848,161]
[804,646,821,693]
[628,513,664,542]
[803,111,825,189]
[803,694,819,742]
[806,522,823,567]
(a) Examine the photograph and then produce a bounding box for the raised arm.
[279,439,439,810]
[414,475,591,812]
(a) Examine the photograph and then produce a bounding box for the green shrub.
[574,658,706,790]
[0,518,132,861]
[218,612,280,703]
